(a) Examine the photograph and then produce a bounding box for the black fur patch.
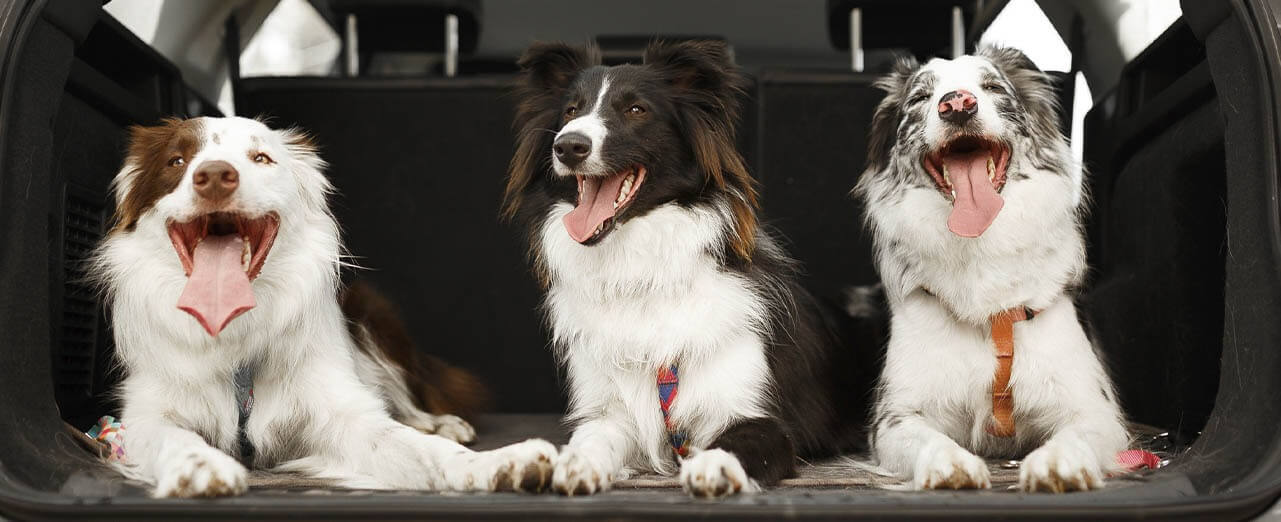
[707,418,796,486]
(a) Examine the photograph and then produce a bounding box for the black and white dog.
[93,116,555,497]
[503,41,867,497]
[854,48,1128,492]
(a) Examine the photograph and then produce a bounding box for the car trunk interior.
[2,0,1280,518]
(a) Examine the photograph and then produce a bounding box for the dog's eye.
[168,156,185,168]
[565,106,579,118]
[983,82,1006,94]
[253,152,274,164]
[627,104,646,115]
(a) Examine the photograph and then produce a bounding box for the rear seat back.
[238,75,565,412]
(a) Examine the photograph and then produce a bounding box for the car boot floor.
[68,414,1179,503]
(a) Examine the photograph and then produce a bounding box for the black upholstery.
[826,0,981,58]
[1081,21,1221,443]
[316,0,481,54]
[237,76,563,413]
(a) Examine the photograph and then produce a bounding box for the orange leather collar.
[986,306,1038,438]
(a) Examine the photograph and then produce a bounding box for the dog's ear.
[644,40,741,96]
[516,41,600,93]
[503,42,599,221]
[980,45,1062,140]
[645,40,759,262]
[112,118,201,232]
[865,56,919,172]
[277,127,333,211]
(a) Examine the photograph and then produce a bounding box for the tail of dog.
[340,281,490,418]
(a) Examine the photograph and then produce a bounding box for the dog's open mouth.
[562,166,647,244]
[922,136,1012,238]
[167,212,280,336]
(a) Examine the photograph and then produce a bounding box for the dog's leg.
[553,416,636,495]
[249,330,554,492]
[874,409,992,490]
[680,418,792,497]
[119,373,248,498]
[352,347,476,444]
[1015,301,1128,492]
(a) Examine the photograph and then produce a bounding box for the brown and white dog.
[92,116,555,497]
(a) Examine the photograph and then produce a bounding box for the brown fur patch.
[112,118,205,232]
[690,123,758,261]
[340,281,490,418]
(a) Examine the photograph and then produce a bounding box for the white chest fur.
[867,167,1086,324]
[539,201,773,472]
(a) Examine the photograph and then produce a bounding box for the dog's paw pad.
[915,444,990,490]
[680,448,758,498]
[1019,441,1103,493]
[153,448,249,498]
[489,439,556,493]
[552,448,612,496]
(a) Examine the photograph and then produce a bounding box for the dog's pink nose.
[192,160,239,203]
[939,89,978,125]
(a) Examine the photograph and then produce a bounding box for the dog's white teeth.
[616,177,634,207]
[987,156,996,182]
[942,164,951,185]
[241,237,252,272]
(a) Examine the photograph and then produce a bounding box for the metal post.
[850,8,863,72]
[445,14,459,77]
[951,6,965,58]
[345,14,359,76]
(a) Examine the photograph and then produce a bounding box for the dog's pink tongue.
[945,152,1004,238]
[177,235,255,336]
[563,172,627,243]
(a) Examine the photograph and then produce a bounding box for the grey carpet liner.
[226,414,1172,493]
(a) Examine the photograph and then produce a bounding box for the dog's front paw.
[153,447,249,498]
[1019,439,1104,493]
[457,439,556,493]
[404,413,477,444]
[914,443,990,490]
[552,448,613,496]
[680,448,759,498]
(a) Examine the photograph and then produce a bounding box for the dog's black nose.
[553,132,592,168]
[939,89,979,125]
[192,160,239,203]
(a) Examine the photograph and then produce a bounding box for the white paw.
[451,439,556,493]
[552,447,614,496]
[914,443,990,490]
[680,448,759,498]
[404,413,476,444]
[1019,439,1104,493]
[153,447,249,498]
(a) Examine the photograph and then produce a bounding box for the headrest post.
[951,6,965,58]
[850,8,864,72]
[445,14,459,78]
[345,14,359,76]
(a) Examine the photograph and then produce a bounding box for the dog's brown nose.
[192,160,239,202]
[939,89,979,125]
